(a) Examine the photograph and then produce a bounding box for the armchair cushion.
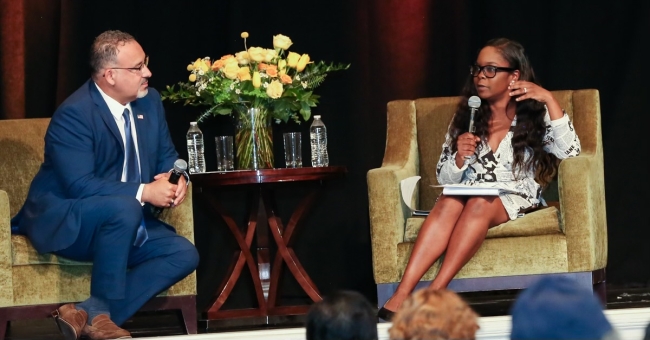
[404,207,561,243]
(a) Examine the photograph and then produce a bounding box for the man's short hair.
[89,30,135,78]
[306,290,378,340]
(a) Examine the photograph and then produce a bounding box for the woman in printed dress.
[378,38,581,320]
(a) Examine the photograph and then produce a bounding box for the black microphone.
[153,159,188,216]
[168,159,188,185]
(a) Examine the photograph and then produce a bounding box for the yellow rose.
[278,59,287,75]
[273,34,293,50]
[296,54,310,72]
[264,49,277,63]
[237,67,251,81]
[286,52,300,68]
[241,32,249,39]
[235,51,250,65]
[193,58,209,73]
[266,80,283,99]
[223,62,240,80]
[252,71,261,88]
[248,47,266,62]
[221,55,237,65]
[189,74,197,82]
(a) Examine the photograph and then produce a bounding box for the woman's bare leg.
[381,195,466,311]
[429,196,510,289]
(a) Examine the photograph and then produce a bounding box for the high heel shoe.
[377,306,396,321]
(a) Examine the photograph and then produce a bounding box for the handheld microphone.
[464,96,481,164]
[467,96,481,133]
[153,159,188,216]
[168,159,188,185]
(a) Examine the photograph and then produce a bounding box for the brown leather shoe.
[51,303,88,340]
[81,314,132,339]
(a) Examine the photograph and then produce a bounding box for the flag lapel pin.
[137,114,144,119]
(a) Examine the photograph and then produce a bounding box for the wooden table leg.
[262,187,323,312]
[202,193,267,319]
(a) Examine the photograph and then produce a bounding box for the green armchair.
[367,90,607,306]
[0,118,198,338]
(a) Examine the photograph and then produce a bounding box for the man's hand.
[142,172,186,208]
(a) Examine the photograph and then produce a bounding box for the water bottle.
[186,121,206,173]
[310,115,329,167]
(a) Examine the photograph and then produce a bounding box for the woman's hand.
[508,80,564,120]
[455,132,480,167]
[508,80,553,103]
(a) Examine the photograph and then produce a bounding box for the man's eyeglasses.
[470,64,516,78]
[110,56,149,74]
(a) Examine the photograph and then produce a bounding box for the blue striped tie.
[123,108,148,247]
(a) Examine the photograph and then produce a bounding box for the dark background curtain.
[1,0,648,312]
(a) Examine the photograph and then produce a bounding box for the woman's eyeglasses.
[470,64,516,78]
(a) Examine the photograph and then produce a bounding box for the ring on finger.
[524,87,527,94]
[170,198,175,206]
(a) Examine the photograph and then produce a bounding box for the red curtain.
[0,0,26,119]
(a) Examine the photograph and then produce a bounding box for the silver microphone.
[464,96,481,163]
[467,96,481,133]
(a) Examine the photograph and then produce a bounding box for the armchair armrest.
[558,155,607,272]
[0,190,14,307]
[157,183,197,295]
[158,183,195,244]
[367,100,419,283]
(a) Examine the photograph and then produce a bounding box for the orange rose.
[212,60,225,71]
[280,74,292,84]
[266,65,278,78]
[258,63,269,71]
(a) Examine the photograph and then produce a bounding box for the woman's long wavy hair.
[448,38,559,187]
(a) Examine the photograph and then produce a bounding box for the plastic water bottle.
[186,122,206,173]
[310,115,329,167]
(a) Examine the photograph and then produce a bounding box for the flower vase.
[235,107,274,170]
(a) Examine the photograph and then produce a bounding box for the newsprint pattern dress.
[436,109,581,220]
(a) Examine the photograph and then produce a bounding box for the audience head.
[306,290,378,340]
[389,288,480,340]
[510,276,616,339]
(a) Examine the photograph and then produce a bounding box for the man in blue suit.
[11,30,199,340]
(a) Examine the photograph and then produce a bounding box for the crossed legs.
[54,195,199,329]
[382,195,510,312]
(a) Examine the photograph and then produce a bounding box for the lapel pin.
[137,114,144,119]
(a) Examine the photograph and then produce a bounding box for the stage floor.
[5,283,650,339]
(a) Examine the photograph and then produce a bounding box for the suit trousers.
[54,195,199,325]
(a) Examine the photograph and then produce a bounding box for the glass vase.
[235,107,274,170]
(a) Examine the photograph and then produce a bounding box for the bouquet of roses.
[161,32,349,169]
[161,32,349,124]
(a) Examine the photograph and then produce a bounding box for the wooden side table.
[191,166,347,321]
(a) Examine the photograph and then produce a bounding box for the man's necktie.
[123,108,148,247]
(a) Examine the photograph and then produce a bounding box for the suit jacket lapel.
[89,81,123,153]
